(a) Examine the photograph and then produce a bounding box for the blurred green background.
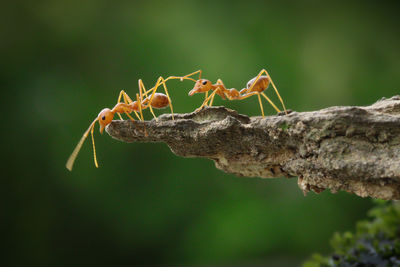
[2,0,399,266]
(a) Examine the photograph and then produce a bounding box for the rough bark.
[106,96,400,200]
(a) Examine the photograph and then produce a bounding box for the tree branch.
[106,96,400,200]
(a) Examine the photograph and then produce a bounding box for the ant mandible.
[66,76,176,171]
[180,69,287,116]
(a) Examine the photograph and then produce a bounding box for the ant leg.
[238,91,279,116]
[143,78,162,121]
[133,110,141,120]
[245,69,266,95]
[116,90,126,120]
[117,90,124,103]
[138,79,154,99]
[123,110,136,121]
[216,79,226,86]
[117,90,133,105]
[145,75,176,120]
[138,79,148,121]
[210,79,226,106]
[134,92,148,135]
[117,113,124,121]
[203,91,209,106]
[122,92,142,120]
[180,69,202,81]
[237,92,265,117]
[122,90,134,104]
[164,75,197,83]
[112,103,136,122]
[137,91,153,121]
[160,70,202,83]
[209,90,217,106]
[196,90,218,111]
[258,69,287,114]
[158,76,175,120]
[246,69,284,115]
[260,92,281,113]
[116,90,135,120]
[257,93,265,117]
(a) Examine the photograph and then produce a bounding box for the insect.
[181,69,287,116]
[66,76,175,171]
[117,76,175,121]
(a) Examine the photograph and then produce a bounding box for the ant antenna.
[66,119,98,171]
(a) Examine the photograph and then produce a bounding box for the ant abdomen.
[246,75,270,93]
[143,93,169,109]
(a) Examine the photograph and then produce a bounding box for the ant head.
[189,79,212,96]
[98,108,114,134]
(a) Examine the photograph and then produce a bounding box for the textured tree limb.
[106,96,400,200]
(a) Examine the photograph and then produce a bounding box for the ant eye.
[202,80,207,85]
[102,116,106,120]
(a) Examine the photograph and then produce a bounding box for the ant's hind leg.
[257,94,265,117]
[260,92,281,113]
[247,69,284,115]
[159,76,175,120]
[237,92,266,117]
[259,69,287,115]
[246,69,266,94]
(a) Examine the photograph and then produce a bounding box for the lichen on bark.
[106,95,400,200]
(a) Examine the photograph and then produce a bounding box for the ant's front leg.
[115,90,141,120]
[195,90,218,112]
[115,90,130,120]
[209,79,226,106]
[178,69,202,81]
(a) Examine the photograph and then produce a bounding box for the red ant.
[180,69,287,116]
[66,76,181,171]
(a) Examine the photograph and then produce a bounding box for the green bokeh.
[2,0,399,266]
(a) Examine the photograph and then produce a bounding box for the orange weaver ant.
[66,76,186,171]
[180,69,287,116]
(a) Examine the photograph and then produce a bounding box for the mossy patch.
[303,201,400,267]
[279,122,290,131]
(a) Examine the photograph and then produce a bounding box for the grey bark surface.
[106,96,400,200]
